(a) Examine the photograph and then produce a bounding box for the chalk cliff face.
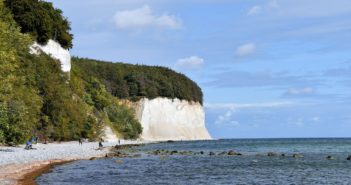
[133,98,211,141]
[30,39,71,72]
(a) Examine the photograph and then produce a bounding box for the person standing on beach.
[78,138,83,145]
[118,139,120,145]
[25,140,32,150]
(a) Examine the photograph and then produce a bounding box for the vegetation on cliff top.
[4,0,73,49]
[73,58,203,104]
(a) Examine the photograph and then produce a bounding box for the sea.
[37,138,351,185]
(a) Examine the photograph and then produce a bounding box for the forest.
[4,0,73,49]
[73,58,203,104]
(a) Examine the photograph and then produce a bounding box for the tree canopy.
[73,58,204,104]
[4,0,73,49]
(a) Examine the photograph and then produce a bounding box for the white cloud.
[235,43,256,57]
[214,108,240,128]
[247,5,262,16]
[247,1,279,16]
[114,5,182,30]
[206,101,295,110]
[285,87,314,96]
[176,56,204,70]
[215,109,233,124]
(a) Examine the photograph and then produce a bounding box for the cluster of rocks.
[103,145,351,161]
[148,149,243,156]
[147,150,351,161]
[114,144,144,150]
[265,153,351,160]
[149,149,194,156]
[264,152,304,158]
[105,151,130,158]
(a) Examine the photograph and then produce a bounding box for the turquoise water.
[37,138,351,184]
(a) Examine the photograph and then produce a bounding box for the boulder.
[326,155,334,160]
[292,154,303,158]
[228,150,236,155]
[209,152,216,156]
[267,152,278,157]
[347,155,351,160]
[170,150,178,155]
[227,150,242,156]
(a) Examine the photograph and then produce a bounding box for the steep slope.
[30,39,71,72]
[134,98,211,141]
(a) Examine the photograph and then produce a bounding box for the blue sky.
[49,0,351,138]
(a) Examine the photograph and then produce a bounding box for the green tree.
[4,0,73,48]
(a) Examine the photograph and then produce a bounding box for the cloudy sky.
[49,0,351,139]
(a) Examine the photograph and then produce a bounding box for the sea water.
[37,138,351,185]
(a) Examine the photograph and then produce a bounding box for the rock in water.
[326,155,334,160]
[226,150,242,156]
[293,154,304,158]
[170,150,178,155]
[267,152,278,157]
[347,155,351,160]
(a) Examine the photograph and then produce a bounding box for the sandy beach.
[0,140,144,185]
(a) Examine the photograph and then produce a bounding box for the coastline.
[0,141,147,185]
[1,159,76,185]
[17,160,74,185]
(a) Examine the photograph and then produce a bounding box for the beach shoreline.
[17,160,74,185]
[1,159,76,185]
[0,140,147,185]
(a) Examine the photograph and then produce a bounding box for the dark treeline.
[4,0,73,49]
[73,58,203,104]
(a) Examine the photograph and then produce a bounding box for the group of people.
[79,137,120,148]
[24,136,123,150]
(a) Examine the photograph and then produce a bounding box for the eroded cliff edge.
[133,98,211,141]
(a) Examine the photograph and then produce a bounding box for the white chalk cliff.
[30,39,71,72]
[133,98,211,141]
